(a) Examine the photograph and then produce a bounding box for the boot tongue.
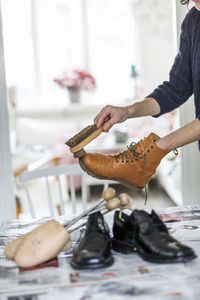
[131,209,152,223]
[86,211,106,233]
[151,209,161,221]
[134,133,160,154]
[130,209,168,235]
[150,210,168,233]
[130,209,155,234]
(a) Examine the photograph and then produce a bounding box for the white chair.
[19,163,109,218]
[19,164,88,218]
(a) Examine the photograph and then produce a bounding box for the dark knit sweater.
[148,7,200,149]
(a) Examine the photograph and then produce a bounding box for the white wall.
[132,0,174,96]
[0,2,15,221]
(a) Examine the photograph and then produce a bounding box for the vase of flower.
[53,69,96,105]
[68,86,81,104]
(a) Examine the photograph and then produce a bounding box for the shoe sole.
[70,256,114,270]
[112,238,197,263]
[79,158,143,190]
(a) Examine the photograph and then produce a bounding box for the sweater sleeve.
[147,11,193,117]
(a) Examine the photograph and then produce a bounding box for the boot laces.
[114,141,148,205]
[114,142,142,163]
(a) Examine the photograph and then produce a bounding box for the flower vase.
[68,86,81,104]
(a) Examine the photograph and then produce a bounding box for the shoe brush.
[4,187,122,268]
[65,124,103,158]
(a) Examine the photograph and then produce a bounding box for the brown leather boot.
[79,133,169,189]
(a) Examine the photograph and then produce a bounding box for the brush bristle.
[73,148,86,158]
[65,124,97,147]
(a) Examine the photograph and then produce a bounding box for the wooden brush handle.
[70,126,103,153]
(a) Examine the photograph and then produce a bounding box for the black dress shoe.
[71,211,114,269]
[112,209,197,263]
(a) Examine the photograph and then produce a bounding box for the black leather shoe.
[71,211,114,269]
[112,209,197,263]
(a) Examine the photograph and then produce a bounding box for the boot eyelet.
[147,149,150,152]
[150,145,154,149]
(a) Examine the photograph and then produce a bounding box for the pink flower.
[54,70,96,92]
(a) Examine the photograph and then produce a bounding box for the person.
[78,0,200,191]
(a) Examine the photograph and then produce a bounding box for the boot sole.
[79,158,143,190]
[112,238,197,263]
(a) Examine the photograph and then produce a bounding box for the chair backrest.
[19,164,89,218]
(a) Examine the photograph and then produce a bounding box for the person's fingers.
[94,105,127,132]
[96,113,110,129]
[102,120,113,132]
[98,115,111,130]
[94,106,111,128]
[94,108,104,124]
[94,112,104,127]
[103,115,118,132]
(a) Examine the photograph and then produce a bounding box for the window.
[1,0,36,108]
[2,0,136,108]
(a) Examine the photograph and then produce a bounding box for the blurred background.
[1,0,199,219]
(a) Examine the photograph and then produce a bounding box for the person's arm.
[126,97,161,118]
[147,9,193,117]
[156,119,200,151]
[94,97,160,132]
[95,9,194,133]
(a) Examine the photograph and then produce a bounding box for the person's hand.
[94,105,129,132]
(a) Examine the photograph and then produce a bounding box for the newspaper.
[0,205,200,300]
